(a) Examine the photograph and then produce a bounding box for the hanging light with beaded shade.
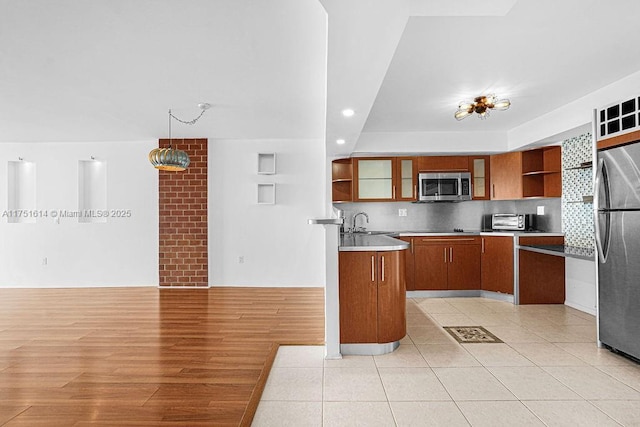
[149,103,210,171]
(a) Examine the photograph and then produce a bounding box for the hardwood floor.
[0,287,325,426]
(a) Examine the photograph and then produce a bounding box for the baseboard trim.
[407,290,514,303]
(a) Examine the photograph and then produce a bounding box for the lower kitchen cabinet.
[518,236,565,304]
[413,236,481,290]
[339,250,406,344]
[481,235,514,294]
[399,237,415,291]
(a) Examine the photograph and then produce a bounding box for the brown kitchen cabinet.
[490,151,523,200]
[481,235,514,294]
[521,146,561,198]
[469,155,491,200]
[332,158,353,202]
[413,236,481,291]
[398,237,415,291]
[418,155,469,172]
[339,250,406,344]
[395,157,418,201]
[490,147,561,200]
[352,157,417,202]
[518,236,565,304]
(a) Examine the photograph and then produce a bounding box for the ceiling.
[0,0,327,142]
[364,0,640,134]
[2,0,640,156]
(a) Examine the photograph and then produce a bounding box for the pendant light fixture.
[149,103,211,171]
[454,94,510,121]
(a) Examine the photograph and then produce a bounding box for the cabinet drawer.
[414,236,481,246]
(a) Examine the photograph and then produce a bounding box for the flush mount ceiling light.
[454,94,510,121]
[341,108,355,117]
[149,103,211,171]
[336,139,346,145]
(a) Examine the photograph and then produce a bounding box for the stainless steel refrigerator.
[596,140,640,360]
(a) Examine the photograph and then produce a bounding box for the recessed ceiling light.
[341,109,355,117]
[336,139,346,145]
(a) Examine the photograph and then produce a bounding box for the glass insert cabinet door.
[399,158,414,199]
[357,159,393,200]
[471,157,490,200]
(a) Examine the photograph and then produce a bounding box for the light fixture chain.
[169,109,207,126]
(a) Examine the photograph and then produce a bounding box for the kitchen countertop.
[518,244,595,261]
[339,230,564,251]
[339,233,409,252]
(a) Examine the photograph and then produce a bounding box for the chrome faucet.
[351,212,369,233]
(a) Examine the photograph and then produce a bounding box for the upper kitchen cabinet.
[418,155,469,172]
[354,158,394,201]
[521,146,561,198]
[490,151,523,200]
[353,157,417,202]
[395,157,417,201]
[469,156,490,200]
[490,146,561,200]
[332,158,354,203]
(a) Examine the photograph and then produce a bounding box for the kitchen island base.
[341,341,400,356]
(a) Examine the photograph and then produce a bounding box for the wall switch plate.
[398,209,407,217]
[238,256,244,264]
[537,206,545,215]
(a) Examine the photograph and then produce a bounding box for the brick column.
[158,138,208,287]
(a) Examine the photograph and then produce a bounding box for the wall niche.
[7,160,37,223]
[78,160,107,223]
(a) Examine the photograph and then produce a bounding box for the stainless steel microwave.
[418,172,472,202]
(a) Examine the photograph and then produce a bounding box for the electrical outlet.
[42,257,47,266]
[238,256,244,264]
[398,209,407,217]
[537,206,545,216]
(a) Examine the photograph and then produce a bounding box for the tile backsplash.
[335,198,561,233]
[561,132,595,248]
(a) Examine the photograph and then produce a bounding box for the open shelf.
[521,146,561,198]
[257,183,276,204]
[257,153,276,175]
[522,170,560,176]
[564,161,592,170]
[332,158,353,202]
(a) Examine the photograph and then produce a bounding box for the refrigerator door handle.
[594,158,610,263]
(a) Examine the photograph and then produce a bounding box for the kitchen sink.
[344,230,392,235]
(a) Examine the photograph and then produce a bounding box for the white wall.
[355,131,508,154]
[565,258,597,315]
[209,138,326,287]
[0,141,158,287]
[508,70,640,150]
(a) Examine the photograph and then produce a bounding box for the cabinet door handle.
[482,238,485,254]
[413,184,417,199]
[371,255,375,282]
[393,185,396,199]
[492,184,495,198]
[450,247,453,263]
[381,255,385,282]
[444,248,447,263]
[410,238,414,254]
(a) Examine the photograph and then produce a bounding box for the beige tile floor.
[253,297,640,426]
